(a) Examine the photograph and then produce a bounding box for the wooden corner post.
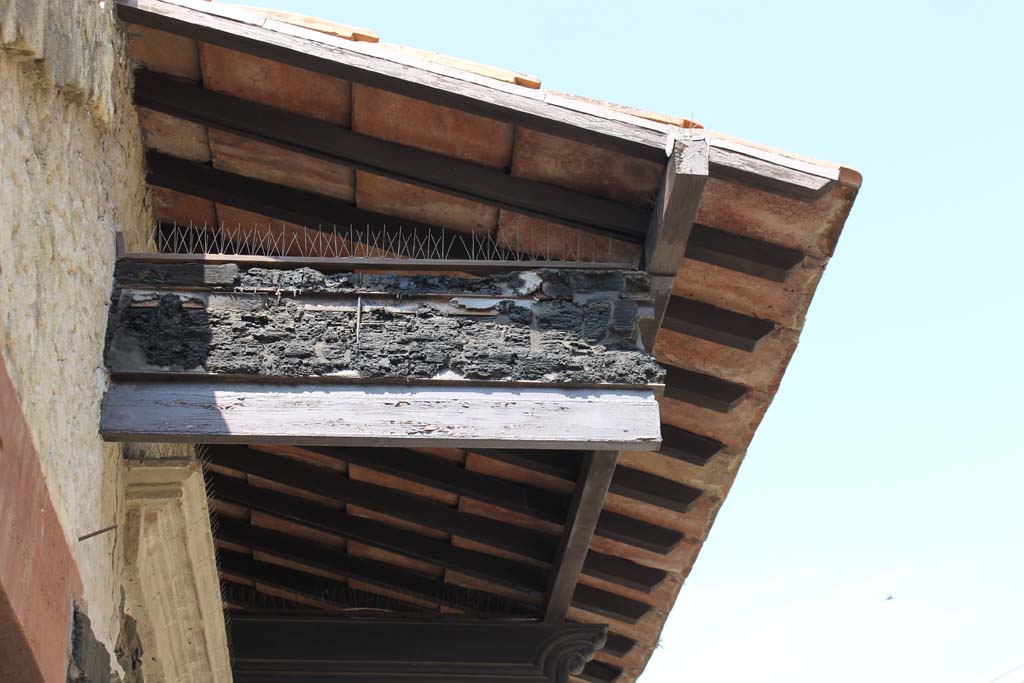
[640,135,710,352]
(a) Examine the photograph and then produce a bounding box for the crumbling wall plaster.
[0,0,153,670]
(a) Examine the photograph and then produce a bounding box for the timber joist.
[206,445,667,592]
[206,465,653,624]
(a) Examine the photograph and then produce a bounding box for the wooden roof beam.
[100,382,663,451]
[207,446,664,593]
[115,0,841,199]
[686,224,805,282]
[543,451,617,622]
[639,138,709,352]
[145,151,472,256]
[226,614,607,683]
[209,472,651,624]
[473,450,703,514]
[214,514,536,616]
[304,446,683,554]
[135,72,650,240]
[661,296,776,352]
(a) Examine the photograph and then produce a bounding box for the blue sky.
[237,1,1023,680]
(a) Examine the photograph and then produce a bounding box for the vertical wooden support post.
[543,450,619,622]
[639,135,710,352]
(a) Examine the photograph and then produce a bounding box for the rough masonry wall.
[106,265,666,386]
[0,0,153,674]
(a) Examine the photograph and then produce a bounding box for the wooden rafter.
[206,446,665,593]
[208,470,651,624]
[661,365,747,413]
[662,296,776,352]
[136,72,650,239]
[145,152,472,254]
[685,223,805,282]
[298,446,682,554]
[116,0,840,199]
[474,449,703,514]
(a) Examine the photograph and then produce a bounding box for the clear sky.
[236,1,1023,680]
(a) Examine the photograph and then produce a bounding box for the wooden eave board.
[102,382,662,450]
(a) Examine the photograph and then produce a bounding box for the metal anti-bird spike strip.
[146,222,626,262]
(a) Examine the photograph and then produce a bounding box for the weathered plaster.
[0,0,153,672]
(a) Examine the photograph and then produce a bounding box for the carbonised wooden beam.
[100,382,663,451]
[544,451,617,622]
[135,72,650,240]
[686,223,805,282]
[226,614,607,683]
[661,365,747,413]
[302,446,683,554]
[662,296,776,352]
[145,151,475,257]
[473,450,703,513]
[658,424,725,466]
[206,446,666,594]
[209,473,650,624]
[638,138,709,351]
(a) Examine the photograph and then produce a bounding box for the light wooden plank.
[101,382,662,449]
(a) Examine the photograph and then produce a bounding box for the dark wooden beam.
[662,365,747,413]
[659,424,725,466]
[215,515,536,616]
[135,72,650,240]
[207,446,666,593]
[219,564,639,660]
[638,138,709,351]
[686,224,804,282]
[208,472,547,596]
[117,0,667,160]
[303,446,683,553]
[579,660,623,683]
[474,450,702,514]
[117,1,839,199]
[145,151,474,257]
[227,614,607,683]
[209,445,553,560]
[544,451,617,622]
[217,548,428,615]
[662,296,776,351]
[210,471,651,624]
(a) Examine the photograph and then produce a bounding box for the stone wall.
[0,0,153,675]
